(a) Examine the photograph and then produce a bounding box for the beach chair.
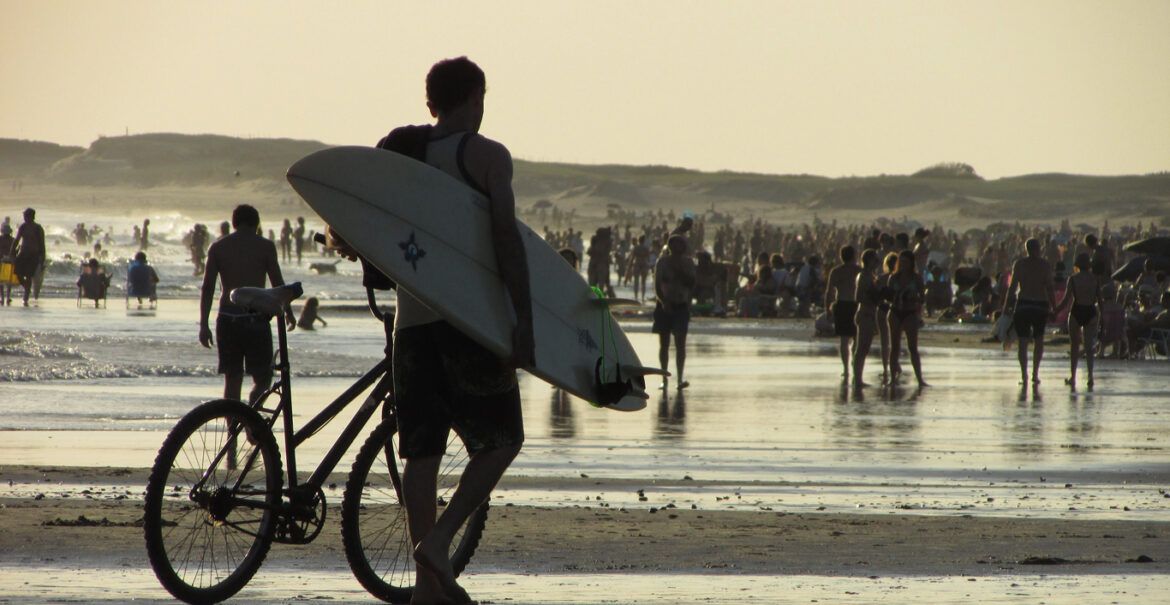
[126,260,158,310]
[77,262,110,308]
[1135,328,1170,361]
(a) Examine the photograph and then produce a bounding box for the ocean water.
[2,296,1168,521]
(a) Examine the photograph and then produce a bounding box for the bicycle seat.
[230,282,304,317]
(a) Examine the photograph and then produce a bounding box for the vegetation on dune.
[911,162,982,180]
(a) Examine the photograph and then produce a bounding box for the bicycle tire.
[144,399,283,604]
[341,417,487,604]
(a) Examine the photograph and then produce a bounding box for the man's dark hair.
[232,204,260,229]
[840,245,856,263]
[426,56,486,114]
[23,207,35,220]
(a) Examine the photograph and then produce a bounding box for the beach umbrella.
[1123,237,1170,257]
[1111,254,1170,283]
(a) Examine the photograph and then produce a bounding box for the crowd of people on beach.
[540,209,1170,389]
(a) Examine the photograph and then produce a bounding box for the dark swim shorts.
[1013,300,1049,339]
[215,313,273,377]
[652,302,691,336]
[833,300,859,337]
[392,321,523,459]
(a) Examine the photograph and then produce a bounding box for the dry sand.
[2,467,1165,579]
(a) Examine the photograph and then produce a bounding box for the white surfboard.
[288,146,659,411]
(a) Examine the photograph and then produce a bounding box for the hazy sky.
[3,1,1168,178]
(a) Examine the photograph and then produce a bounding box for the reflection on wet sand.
[548,388,576,440]
[654,390,686,440]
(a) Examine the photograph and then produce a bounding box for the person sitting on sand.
[1053,253,1100,388]
[1002,238,1056,385]
[296,297,328,330]
[825,246,861,381]
[558,247,579,270]
[924,265,952,317]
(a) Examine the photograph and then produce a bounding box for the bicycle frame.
[194,289,398,517]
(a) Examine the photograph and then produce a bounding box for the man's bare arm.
[824,267,837,309]
[199,247,219,347]
[481,139,534,367]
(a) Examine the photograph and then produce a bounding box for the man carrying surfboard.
[358,56,534,605]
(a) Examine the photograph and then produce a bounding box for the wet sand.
[3,300,1169,602]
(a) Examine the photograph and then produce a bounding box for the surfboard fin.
[588,297,643,308]
[593,357,648,408]
[620,364,670,378]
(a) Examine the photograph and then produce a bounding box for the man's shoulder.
[465,134,511,163]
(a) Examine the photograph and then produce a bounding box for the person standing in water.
[360,56,534,605]
[12,208,46,307]
[199,205,295,407]
[886,250,928,387]
[1003,238,1055,385]
[653,234,696,390]
[852,249,881,387]
[1054,252,1099,388]
[824,245,861,381]
[293,216,306,265]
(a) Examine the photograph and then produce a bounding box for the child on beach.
[296,297,328,330]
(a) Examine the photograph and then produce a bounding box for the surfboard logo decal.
[577,328,599,352]
[399,231,426,271]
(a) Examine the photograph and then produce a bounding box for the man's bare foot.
[1032,376,1041,385]
[677,380,689,390]
[853,379,869,388]
[414,537,474,604]
[917,379,930,387]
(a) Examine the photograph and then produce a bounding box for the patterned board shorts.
[392,321,523,459]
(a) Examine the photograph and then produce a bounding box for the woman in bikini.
[852,249,881,387]
[886,250,928,387]
[1054,252,1100,388]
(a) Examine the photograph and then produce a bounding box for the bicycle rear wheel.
[144,399,283,604]
[341,417,487,603]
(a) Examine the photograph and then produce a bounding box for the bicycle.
[143,283,487,604]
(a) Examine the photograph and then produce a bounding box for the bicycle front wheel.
[143,399,283,604]
[342,417,487,604]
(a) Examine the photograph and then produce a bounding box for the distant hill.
[1,133,1168,223]
[0,139,84,179]
[39,133,330,187]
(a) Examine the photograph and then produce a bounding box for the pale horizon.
[3,0,1168,179]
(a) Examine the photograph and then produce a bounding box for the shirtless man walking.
[1003,238,1055,385]
[198,205,295,406]
[825,245,861,381]
[369,57,534,605]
